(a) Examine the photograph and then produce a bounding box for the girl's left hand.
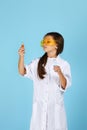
[53,65,61,73]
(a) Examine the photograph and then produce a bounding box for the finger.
[18,52,25,56]
[21,44,24,48]
[54,66,59,70]
[19,47,25,51]
[18,49,25,54]
[53,66,61,72]
[53,67,57,71]
[21,48,25,51]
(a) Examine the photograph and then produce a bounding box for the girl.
[18,32,71,130]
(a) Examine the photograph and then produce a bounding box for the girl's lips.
[43,47,48,50]
[43,45,48,48]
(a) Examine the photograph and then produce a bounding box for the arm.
[18,44,26,76]
[54,66,67,89]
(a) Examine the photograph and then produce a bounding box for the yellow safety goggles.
[40,40,56,47]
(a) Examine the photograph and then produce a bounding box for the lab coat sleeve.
[59,61,72,92]
[24,63,33,80]
[24,58,38,80]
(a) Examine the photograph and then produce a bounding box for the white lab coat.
[24,55,71,130]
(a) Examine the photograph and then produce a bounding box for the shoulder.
[29,57,40,64]
[32,57,40,62]
[57,55,70,67]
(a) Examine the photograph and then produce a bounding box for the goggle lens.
[40,40,56,46]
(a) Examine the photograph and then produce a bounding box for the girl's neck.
[47,50,57,58]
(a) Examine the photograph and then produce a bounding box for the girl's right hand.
[18,44,25,56]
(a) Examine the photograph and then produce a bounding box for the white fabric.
[24,56,71,130]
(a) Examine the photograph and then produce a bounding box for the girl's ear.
[55,46,58,49]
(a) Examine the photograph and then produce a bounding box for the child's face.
[41,36,57,53]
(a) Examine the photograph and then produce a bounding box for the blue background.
[0,0,87,130]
